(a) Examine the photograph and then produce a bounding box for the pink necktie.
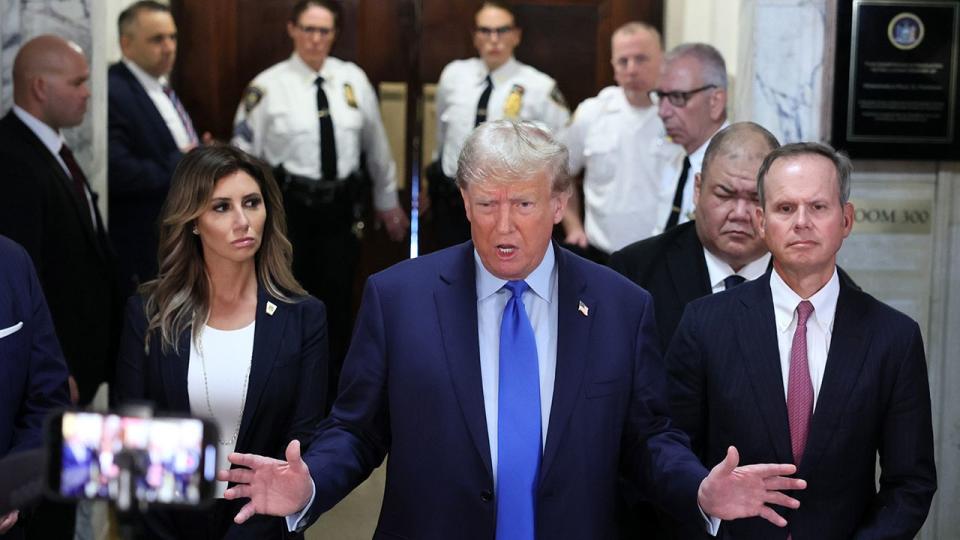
[787,300,814,465]
[162,85,198,146]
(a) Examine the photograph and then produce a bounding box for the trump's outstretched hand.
[697,446,806,527]
[219,439,313,524]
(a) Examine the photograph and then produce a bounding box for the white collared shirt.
[121,58,194,151]
[703,249,770,293]
[560,86,681,252]
[12,105,97,224]
[653,122,729,235]
[435,56,570,177]
[475,243,558,484]
[232,53,399,210]
[769,267,840,406]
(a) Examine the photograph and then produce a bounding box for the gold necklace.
[196,331,252,446]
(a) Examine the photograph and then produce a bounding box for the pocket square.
[0,321,23,339]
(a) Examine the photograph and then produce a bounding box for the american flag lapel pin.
[578,300,589,317]
[266,301,277,316]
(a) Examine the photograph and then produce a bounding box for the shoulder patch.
[242,86,264,113]
[343,83,358,108]
[550,85,568,109]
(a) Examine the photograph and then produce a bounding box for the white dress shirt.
[769,267,840,406]
[434,56,569,178]
[232,53,399,210]
[561,86,681,252]
[703,249,771,293]
[121,58,194,151]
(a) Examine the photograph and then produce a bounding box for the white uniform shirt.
[188,321,255,498]
[770,267,839,407]
[561,86,681,252]
[232,54,399,210]
[121,58,194,151]
[652,122,728,235]
[702,248,770,293]
[435,56,570,178]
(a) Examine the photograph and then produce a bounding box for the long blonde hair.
[140,144,305,354]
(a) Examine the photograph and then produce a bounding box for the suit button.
[480,490,493,502]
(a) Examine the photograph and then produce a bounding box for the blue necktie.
[496,280,540,540]
[723,274,746,290]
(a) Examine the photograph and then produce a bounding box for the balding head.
[693,122,780,270]
[12,35,90,131]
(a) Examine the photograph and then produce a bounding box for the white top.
[231,54,399,210]
[121,58,194,151]
[12,105,97,224]
[769,267,840,407]
[188,321,255,498]
[435,56,570,177]
[653,122,729,235]
[703,249,770,293]
[475,244,558,484]
[561,86,680,252]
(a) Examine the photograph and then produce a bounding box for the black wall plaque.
[832,0,960,159]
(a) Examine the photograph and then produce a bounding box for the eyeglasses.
[474,25,515,38]
[649,85,717,107]
[296,24,334,37]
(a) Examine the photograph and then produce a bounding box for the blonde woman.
[115,144,327,539]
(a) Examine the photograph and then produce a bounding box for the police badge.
[344,83,358,108]
[503,84,525,119]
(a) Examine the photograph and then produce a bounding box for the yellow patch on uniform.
[242,86,264,113]
[344,83,358,108]
[503,84,525,119]
[550,85,568,109]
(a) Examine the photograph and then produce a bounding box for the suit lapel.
[666,225,712,304]
[160,331,192,411]
[236,288,289,449]
[435,243,492,478]
[799,281,869,474]
[540,245,593,481]
[735,273,794,465]
[119,63,180,151]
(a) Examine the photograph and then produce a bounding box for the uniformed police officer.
[427,1,570,250]
[232,0,408,404]
[560,22,681,262]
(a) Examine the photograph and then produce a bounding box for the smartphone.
[46,410,218,506]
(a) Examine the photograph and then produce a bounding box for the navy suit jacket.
[0,111,119,404]
[115,288,328,539]
[108,62,186,290]
[300,241,709,539]
[667,270,936,539]
[0,235,70,458]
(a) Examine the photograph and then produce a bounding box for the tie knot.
[723,274,746,290]
[796,300,814,324]
[504,280,528,299]
[483,74,492,86]
[315,76,325,87]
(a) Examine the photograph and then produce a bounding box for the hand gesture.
[697,446,806,527]
[219,440,313,524]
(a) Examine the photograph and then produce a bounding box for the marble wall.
[0,0,107,216]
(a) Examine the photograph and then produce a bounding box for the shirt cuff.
[373,188,400,212]
[699,504,721,536]
[285,479,317,532]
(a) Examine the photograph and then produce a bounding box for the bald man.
[0,35,119,409]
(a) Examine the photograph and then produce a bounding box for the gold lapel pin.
[578,300,589,317]
[266,301,277,316]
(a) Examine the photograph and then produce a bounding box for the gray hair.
[664,42,727,90]
[702,121,780,172]
[757,142,853,208]
[456,120,572,194]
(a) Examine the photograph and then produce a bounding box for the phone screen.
[53,411,217,505]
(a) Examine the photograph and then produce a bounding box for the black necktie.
[315,76,337,181]
[665,155,691,230]
[474,75,493,127]
[59,144,94,229]
[723,275,746,290]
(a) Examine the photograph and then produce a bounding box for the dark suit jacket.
[667,270,936,539]
[114,288,328,539]
[610,221,710,352]
[108,62,187,290]
[300,241,710,539]
[0,111,120,404]
[0,235,70,457]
